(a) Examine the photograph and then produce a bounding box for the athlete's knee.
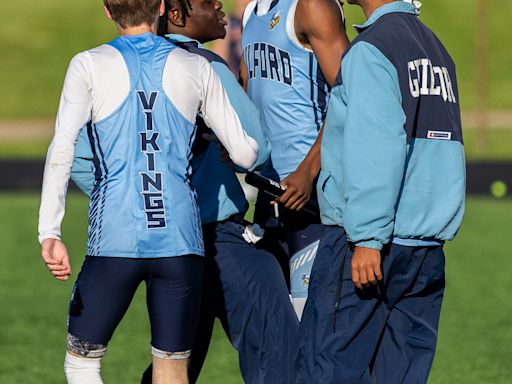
[151,346,191,360]
[67,333,107,359]
[64,336,106,384]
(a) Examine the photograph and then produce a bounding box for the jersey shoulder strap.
[108,37,141,89]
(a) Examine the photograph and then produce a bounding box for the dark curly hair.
[158,0,193,36]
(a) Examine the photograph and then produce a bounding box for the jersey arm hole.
[82,51,94,95]
[77,51,94,125]
[242,0,258,29]
[67,51,94,97]
[55,52,94,136]
[286,0,346,53]
[286,0,313,53]
[88,45,133,125]
[162,50,202,124]
[82,51,96,124]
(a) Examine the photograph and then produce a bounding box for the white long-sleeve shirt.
[39,35,258,253]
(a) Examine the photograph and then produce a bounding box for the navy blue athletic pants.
[141,216,298,383]
[254,191,326,301]
[297,226,445,384]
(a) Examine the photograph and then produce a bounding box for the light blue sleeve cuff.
[354,240,384,250]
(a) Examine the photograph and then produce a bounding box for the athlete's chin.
[217,28,227,40]
[214,25,227,40]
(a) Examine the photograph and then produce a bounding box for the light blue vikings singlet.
[86,34,203,258]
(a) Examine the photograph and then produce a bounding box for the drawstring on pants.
[332,243,349,333]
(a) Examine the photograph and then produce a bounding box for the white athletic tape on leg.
[64,352,104,384]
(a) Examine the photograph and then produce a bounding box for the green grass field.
[1,1,511,382]
[0,193,242,383]
[2,127,512,161]
[1,193,511,383]
[0,0,511,119]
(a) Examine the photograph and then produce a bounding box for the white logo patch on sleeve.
[427,130,452,140]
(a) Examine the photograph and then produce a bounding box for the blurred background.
[0,0,511,383]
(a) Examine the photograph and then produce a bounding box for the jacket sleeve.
[70,126,94,197]
[210,61,271,172]
[198,57,259,170]
[341,42,407,250]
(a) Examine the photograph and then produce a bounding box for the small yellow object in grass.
[490,180,508,198]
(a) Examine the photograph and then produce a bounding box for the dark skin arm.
[240,54,248,92]
[276,0,349,211]
[242,2,383,286]
[277,125,324,211]
[295,0,349,86]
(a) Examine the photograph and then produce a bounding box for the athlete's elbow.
[230,141,259,169]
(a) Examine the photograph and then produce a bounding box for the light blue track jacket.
[318,2,465,250]
[71,34,270,225]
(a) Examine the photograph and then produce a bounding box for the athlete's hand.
[351,246,383,290]
[41,238,72,281]
[203,133,232,165]
[276,165,316,211]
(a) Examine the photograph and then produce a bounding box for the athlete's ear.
[103,4,113,20]
[168,2,186,28]
[159,0,165,17]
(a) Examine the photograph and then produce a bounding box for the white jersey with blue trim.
[38,33,259,258]
[242,0,329,181]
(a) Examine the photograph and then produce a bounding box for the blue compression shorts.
[68,255,203,353]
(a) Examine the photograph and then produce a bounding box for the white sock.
[64,352,104,384]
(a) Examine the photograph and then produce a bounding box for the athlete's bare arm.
[296,0,349,86]
[240,55,248,92]
[277,0,349,211]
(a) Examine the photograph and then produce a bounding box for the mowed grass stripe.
[3,127,512,161]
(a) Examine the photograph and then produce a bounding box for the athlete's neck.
[117,23,157,36]
[359,0,395,19]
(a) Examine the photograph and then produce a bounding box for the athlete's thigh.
[146,255,204,353]
[254,191,289,259]
[189,228,225,383]
[214,220,291,310]
[286,213,327,302]
[68,256,144,345]
[213,220,298,383]
[298,227,386,384]
[371,246,445,383]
